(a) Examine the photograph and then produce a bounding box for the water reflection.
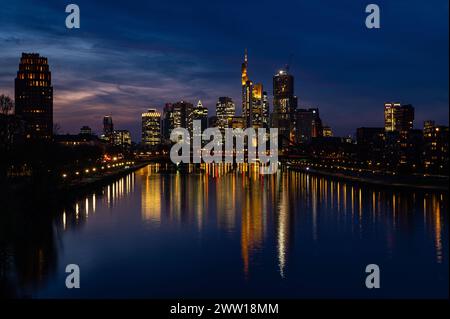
[0,163,448,298]
[140,165,161,225]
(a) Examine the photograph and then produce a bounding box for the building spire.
[244,48,248,63]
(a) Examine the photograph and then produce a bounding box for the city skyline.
[0,0,448,142]
[1,1,448,303]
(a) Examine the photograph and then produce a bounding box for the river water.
[0,164,447,298]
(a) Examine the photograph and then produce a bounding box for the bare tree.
[0,95,18,151]
[0,94,14,115]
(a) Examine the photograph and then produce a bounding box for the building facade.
[102,116,114,142]
[384,103,414,132]
[294,108,322,143]
[216,97,235,133]
[142,108,161,146]
[423,120,449,173]
[192,100,208,132]
[172,101,193,133]
[15,53,53,140]
[112,130,132,148]
[272,69,297,149]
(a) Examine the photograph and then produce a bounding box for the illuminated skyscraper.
[112,130,131,148]
[15,53,53,140]
[162,103,173,140]
[241,49,249,118]
[216,97,235,132]
[102,116,114,143]
[241,50,253,128]
[272,69,297,149]
[192,100,208,132]
[262,91,269,128]
[172,101,193,133]
[384,103,414,132]
[251,83,264,128]
[423,120,449,173]
[241,50,268,129]
[142,108,161,146]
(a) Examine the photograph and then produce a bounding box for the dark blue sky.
[0,0,448,141]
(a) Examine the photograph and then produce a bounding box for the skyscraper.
[112,130,132,148]
[192,100,208,132]
[15,53,53,140]
[142,108,161,146]
[423,120,449,173]
[241,50,253,128]
[262,91,269,128]
[241,50,268,129]
[103,116,114,135]
[216,97,235,132]
[172,101,193,133]
[384,103,414,132]
[102,116,114,143]
[251,83,264,128]
[162,103,173,141]
[272,69,298,148]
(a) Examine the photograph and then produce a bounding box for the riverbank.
[0,161,150,203]
[56,161,149,195]
[286,164,449,192]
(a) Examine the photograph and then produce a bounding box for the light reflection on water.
[0,163,448,298]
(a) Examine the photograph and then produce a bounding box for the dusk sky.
[0,0,448,141]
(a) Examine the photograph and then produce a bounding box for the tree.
[0,95,15,181]
[0,94,14,116]
[0,94,19,148]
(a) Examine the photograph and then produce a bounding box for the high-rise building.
[272,69,297,149]
[251,83,264,128]
[240,50,269,130]
[216,97,235,132]
[423,120,449,173]
[294,108,321,143]
[262,91,269,128]
[192,100,208,132]
[161,103,173,140]
[172,101,193,133]
[241,49,250,125]
[112,130,131,148]
[102,116,114,143]
[15,53,53,140]
[103,116,114,135]
[142,108,161,146]
[384,103,414,132]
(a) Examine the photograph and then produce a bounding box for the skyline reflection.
[1,163,447,298]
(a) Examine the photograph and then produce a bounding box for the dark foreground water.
[0,164,448,298]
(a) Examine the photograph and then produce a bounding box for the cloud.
[0,0,448,140]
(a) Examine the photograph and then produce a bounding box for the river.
[0,163,447,298]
